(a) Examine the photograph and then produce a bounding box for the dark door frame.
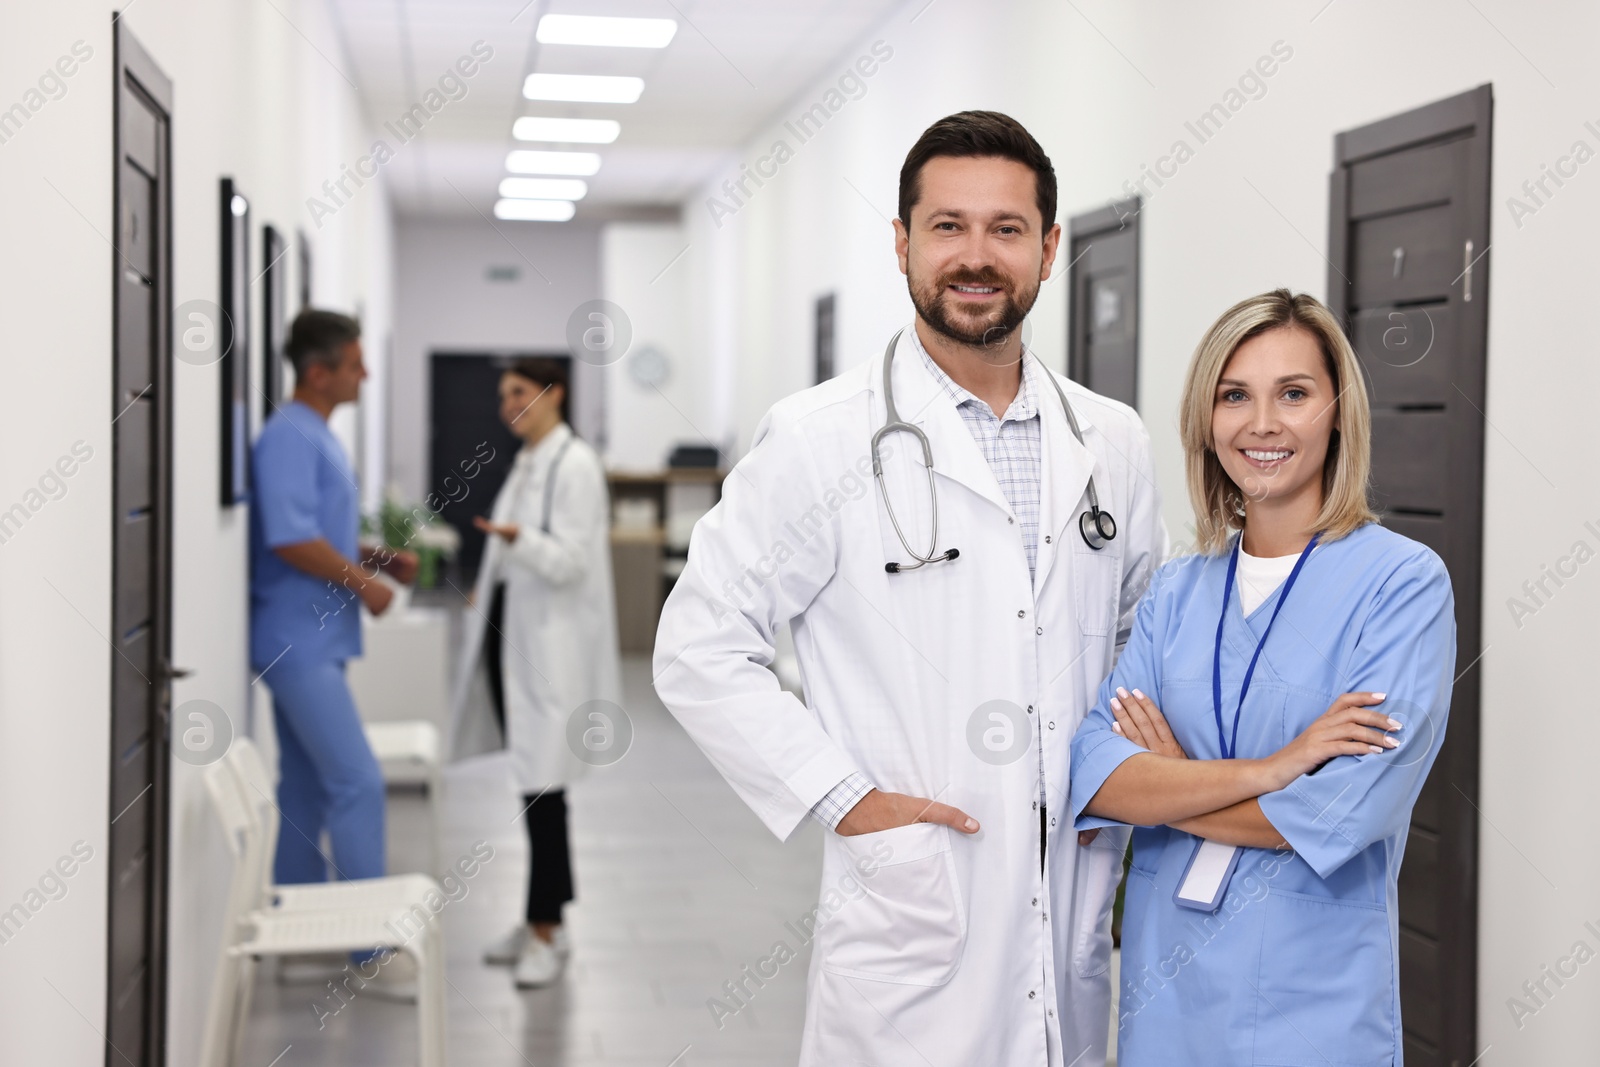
[1326,83,1492,1067]
[111,16,173,1066]
[1066,196,1141,409]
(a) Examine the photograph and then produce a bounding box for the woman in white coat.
[449,356,622,988]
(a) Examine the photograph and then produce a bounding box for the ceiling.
[326,0,910,222]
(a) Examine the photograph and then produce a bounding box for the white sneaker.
[513,936,562,988]
[483,925,529,966]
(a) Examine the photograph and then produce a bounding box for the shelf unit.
[607,468,725,654]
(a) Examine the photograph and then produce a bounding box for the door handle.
[1462,240,1474,302]
[1392,247,1405,278]
[162,663,195,680]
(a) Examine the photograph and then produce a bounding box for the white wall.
[390,218,602,501]
[0,7,117,1065]
[0,2,394,1064]
[685,0,1600,1060]
[600,221,714,471]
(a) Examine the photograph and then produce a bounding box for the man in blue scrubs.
[250,310,416,887]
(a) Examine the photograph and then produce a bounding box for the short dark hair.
[506,356,571,424]
[898,110,1057,231]
[285,310,361,378]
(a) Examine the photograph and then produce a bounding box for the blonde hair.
[1177,289,1376,554]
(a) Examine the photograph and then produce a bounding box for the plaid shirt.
[812,330,1046,828]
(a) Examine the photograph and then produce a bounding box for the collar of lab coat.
[515,421,572,467]
[874,325,1099,563]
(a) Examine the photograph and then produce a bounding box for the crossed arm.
[1082,687,1401,848]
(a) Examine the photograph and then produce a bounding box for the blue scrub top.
[248,400,362,669]
[1069,523,1455,1067]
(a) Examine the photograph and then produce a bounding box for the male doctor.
[653,111,1166,1066]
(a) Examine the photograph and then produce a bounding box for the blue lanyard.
[1211,532,1321,760]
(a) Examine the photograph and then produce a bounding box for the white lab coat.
[449,423,623,792]
[652,328,1167,1067]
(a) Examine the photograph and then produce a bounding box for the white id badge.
[1173,839,1242,912]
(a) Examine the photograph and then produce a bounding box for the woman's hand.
[473,515,520,543]
[1264,692,1400,790]
[1110,686,1188,760]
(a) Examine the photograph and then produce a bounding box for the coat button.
[1045,535,1052,544]
[1048,721,1056,730]
[1028,990,1037,1000]
[1035,626,1043,635]
[1031,897,1038,906]
[1008,516,1015,524]
[1017,609,1026,618]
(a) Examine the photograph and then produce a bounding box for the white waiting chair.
[199,741,449,1067]
[363,720,444,876]
[227,739,438,912]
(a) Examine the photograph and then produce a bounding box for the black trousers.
[486,583,576,925]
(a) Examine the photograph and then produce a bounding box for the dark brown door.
[429,352,535,578]
[1327,84,1492,1067]
[110,19,173,1067]
[1066,197,1141,409]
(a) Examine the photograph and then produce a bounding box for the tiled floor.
[238,654,826,1067]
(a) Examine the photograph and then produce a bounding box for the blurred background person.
[449,357,622,989]
[250,310,418,905]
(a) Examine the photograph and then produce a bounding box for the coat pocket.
[1071,829,1127,978]
[1252,889,1396,1066]
[1070,546,1122,637]
[819,822,967,986]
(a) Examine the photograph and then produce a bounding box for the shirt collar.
[909,325,1040,424]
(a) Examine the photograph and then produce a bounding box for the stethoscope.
[872,327,1117,574]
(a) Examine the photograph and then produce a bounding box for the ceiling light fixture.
[536,15,677,48]
[522,73,644,104]
[512,116,620,144]
[493,199,576,222]
[505,150,602,176]
[498,177,588,201]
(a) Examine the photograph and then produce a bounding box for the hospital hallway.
[236,651,825,1067]
[6,1,1600,1066]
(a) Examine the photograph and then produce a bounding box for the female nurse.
[1068,289,1455,1066]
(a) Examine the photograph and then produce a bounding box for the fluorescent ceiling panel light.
[493,199,576,222]
[505,150,601,176]
[512,116,620,144]
[498,177,587,201]
[536,14,677,48]
[523,73,644,104]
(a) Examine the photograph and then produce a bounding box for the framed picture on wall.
[219,178,251,505]
[814,292,836,384]
[261,224,287,415]
[296,228,312,310]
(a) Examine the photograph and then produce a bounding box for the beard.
[908,262,1039,349]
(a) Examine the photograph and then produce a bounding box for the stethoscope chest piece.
[1080,507,1116,550]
